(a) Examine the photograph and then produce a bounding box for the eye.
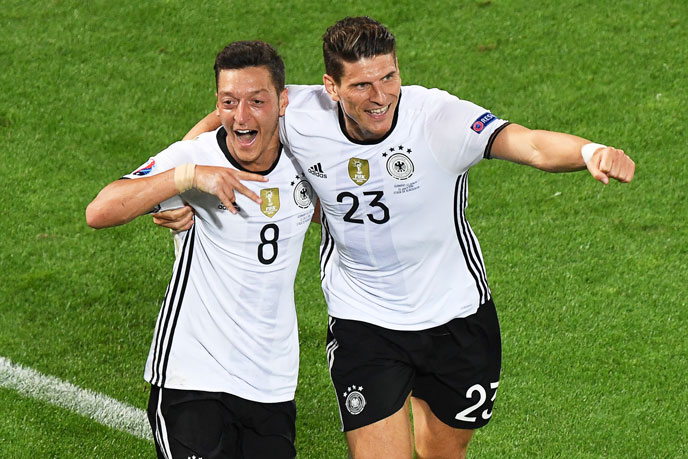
[355,82,368,89]
[252,99,264,105]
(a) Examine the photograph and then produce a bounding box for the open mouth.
[234,129,258,146]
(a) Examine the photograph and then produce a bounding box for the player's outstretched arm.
[182,111,222,140]
[490,124,635,184]
[86,165,268,229]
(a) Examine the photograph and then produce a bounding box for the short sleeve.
[121,140,196,212]
[425,89,508,175]
[121,140,195,180]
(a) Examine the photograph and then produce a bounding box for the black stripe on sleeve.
[483,121,511,159]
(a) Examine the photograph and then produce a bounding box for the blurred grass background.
[1,0,686,457]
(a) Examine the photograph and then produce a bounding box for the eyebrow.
[218,89,270,97]
[348,70,398,87]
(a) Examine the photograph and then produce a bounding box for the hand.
[587,147,635,184]
[152,205,195,231]
[193,166,268,214]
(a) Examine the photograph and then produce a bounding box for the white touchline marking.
[0,356,151,441]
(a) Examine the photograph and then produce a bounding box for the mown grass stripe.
[0,356,151,441]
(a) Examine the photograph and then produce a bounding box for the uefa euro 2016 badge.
[470,112,498,134]
[343,385,366,415]
[348,158,370,186]
[293,180,313,209]
[260,188,280,217]
[132,158,156,176]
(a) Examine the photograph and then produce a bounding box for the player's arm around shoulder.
[490,123,635,184]
[183,111,222,140]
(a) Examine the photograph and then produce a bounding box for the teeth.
[368,106,388,115]
[236,129,251,134]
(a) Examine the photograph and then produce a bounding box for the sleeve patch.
[470,112,498,134]
[131,159,156,176]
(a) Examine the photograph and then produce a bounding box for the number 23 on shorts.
[455,381,499,423]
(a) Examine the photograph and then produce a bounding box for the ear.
[323,74,340,102]
[215,92,220,116]
[278,87,289,116]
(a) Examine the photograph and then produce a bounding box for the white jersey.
[281,85,508,330]
[123,127,315,402]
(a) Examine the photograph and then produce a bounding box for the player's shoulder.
[282,85,338,140]
[285,84,335,112]
[183,128,221,147]
[161,128,222,163]
[402,85,474,112]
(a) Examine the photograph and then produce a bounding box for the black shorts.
[326,299,501,431]
[147,385,296,459]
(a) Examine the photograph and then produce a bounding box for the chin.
[369,122,393,136]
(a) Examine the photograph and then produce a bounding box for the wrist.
[174,163,196,193]
[581,143,606,165]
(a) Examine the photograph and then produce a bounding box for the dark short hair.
[214,40,285,94]
[322,16,397,83]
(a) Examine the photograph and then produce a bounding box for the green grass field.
[1,0,687,457]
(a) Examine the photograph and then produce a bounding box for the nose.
[235,100,250,124]
[369,83,385,105]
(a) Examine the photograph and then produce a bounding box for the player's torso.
[294,99,456,267]
[184,136,314,274]
[146,129,314,400]
[282,86,486,329]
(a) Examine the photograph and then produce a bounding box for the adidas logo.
[307,163,327,179]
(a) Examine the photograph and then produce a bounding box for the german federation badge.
[386,153,414,180]
[293,180,313,209]
[343,386,366,415]
[348,158,369,186]
[260,188,280,217]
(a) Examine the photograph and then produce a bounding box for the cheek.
[257,110,280,132]
[342,97,363,115]
[218,111,232,124]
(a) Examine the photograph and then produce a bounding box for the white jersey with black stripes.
[281,84,508,330]
[123,127,315,402]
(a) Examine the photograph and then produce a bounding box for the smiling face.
[215,66,287,171]
[323,53,401,142]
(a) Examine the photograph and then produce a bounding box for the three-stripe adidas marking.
[453,171,490,304]
[151,225,196,386]
[308,162,327,178]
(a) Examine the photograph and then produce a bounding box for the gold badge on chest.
[348,158,370,186]
[260,188,280,217]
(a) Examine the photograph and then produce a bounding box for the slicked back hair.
[214,40,285,94]
[322,16,397,83]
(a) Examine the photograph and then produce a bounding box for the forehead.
[340,53,397,83]
[217,66,276,95]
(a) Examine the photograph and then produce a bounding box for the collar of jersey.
[337,89,402,145]
[216,127,282,176]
